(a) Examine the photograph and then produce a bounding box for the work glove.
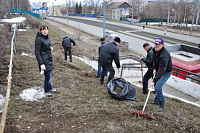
[40,64,46,74]
[149,82,155,92]
[51,46,53,52]
[117,68,120,72]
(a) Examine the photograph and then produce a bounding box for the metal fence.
[0,24,17,133]
[120,63,200,84]
[172,66,200,83]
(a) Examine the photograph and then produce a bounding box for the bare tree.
[60,7,67,15]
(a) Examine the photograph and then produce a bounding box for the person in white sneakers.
[35,25,56,97]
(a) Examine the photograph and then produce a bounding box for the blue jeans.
[154,72,172,103]
[100,66,115,84]
[44,70,52,93]
[96,65,108,77]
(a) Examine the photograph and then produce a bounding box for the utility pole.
[53,0,55,20]
[167,0,170,25]
[66,0,68,24]
[195,7,200,30]
[132,0,133,20]
[190,0,198,34]
[103,0,105,37]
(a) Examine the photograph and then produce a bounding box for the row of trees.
[141,0,196,23]
[60,0,199,25]
[0,0,30,18]
[60,0,103,15]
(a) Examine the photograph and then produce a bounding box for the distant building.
[109,0,148,16]
[48,5,65,16]
[106,2,132,20]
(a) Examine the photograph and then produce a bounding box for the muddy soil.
[0,16,200,133]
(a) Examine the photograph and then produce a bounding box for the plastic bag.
[107,78,137,101]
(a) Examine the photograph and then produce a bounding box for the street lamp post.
[53,0,55,20]
[103,0,105,37]
[190,0,198,34]
[167,0,171,25]
[66,0,68,24]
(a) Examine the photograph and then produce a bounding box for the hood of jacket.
[36,32,49,39]
[63,37,68,39]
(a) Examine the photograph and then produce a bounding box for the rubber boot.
[157,102,164,112]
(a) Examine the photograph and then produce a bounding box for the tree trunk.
[174,9,176,26]
[167,1,170,25]
[132,0,133,19]
[195,7,200,30]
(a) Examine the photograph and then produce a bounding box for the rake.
[132,76,155,119]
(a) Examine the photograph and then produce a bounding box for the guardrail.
[90,54,199,84]
[120,63,200,84]
[172,66,200,83]
[120,63,146,78]
[90,54,141,61]
[0,24,17,133]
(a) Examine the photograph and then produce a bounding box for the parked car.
[96,15,103,19]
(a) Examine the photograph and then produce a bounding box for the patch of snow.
[0,94,5,113]
[0,17,26,23]
[76,56,147,78]
[75,56,98,70]
[19,87,46,102]
[18,29,28,31]
[21,52,34,57]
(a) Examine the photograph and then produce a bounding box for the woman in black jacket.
[35,26,55,97]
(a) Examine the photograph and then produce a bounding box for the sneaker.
[50,88,57,93]
[45,92,52,97]
[95,76,100,78]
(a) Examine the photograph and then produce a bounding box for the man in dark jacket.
[62,36,76,62]
[150,37,172,112]
[96,38,108,78]
[98,37,121,84]
[142,43,153,94]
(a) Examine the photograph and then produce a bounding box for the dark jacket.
[98,41,105,55]
[153,47,172,83]
[198,44,200,48]
[35,32,54,72]
[62,37,76,48]
[142,46,153,69]
[98,42,120,68]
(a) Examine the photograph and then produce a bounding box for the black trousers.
[100,66,115,84]
[64,48,72,61]
[142,68,153,94]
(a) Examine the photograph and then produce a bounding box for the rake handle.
[141,74,155,114]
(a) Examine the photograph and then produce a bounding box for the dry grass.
[1,15,200,133]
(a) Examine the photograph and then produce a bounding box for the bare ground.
[0,16,200,133]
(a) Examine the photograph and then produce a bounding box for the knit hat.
[101,37,105,41]
[114,37,121,43]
